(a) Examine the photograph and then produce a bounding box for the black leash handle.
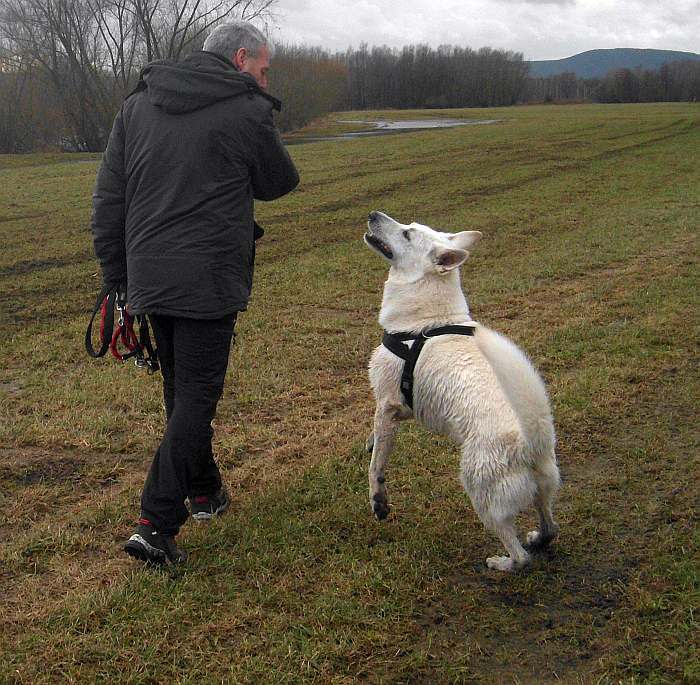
[136,314,160,374]
[85,284,116,358]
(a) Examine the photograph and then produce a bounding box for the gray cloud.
[274,0,700,60]
[496,0,575,5]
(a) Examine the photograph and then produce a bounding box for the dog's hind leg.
[526,452,561,551]
[484,515,530,572]
[368,400,410,520]
[464,466,534,572]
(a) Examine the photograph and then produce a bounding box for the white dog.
[364,211,560,572]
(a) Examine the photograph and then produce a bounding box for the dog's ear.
[432,246,469,274]
[448,231,482,251]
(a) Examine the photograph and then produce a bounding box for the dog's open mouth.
[364,232,393,259]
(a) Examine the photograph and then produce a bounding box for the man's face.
[233,45,271,90]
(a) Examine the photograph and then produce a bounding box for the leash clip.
[115,299,127,327]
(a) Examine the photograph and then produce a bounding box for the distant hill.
[528,48,700,79]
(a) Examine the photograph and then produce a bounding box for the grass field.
[0,103,698,684]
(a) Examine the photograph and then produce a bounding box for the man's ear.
[232,47,247,70]
[432,246,469,274]
[448,230,482,251]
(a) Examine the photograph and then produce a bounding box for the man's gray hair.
[203,21,274,60]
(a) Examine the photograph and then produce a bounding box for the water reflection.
[285,119,500,145]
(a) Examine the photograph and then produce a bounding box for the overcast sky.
[269,0,700,61]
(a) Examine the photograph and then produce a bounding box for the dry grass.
[0,103,698,684]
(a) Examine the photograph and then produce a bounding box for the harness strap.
[423,324,478,338]
[382,324,476,409]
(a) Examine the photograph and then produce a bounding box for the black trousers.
[140,312,237,535]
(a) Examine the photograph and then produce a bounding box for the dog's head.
[364,211,482,280]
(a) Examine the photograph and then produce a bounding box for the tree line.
[343,44,528,109]
[271,43,528,132]
[1,0,698,154]
[0,32,530,152]
[525,60,700,104]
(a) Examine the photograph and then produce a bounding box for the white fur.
[365,211,560,572]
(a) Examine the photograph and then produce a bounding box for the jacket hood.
[136,51,281,114]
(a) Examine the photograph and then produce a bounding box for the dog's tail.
[473,325,555,452]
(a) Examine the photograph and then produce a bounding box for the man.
[91,21,299,565]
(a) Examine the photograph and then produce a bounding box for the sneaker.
[123,519,187,565]
[190,487,230,521]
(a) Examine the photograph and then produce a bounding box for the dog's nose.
[368,211,379,222]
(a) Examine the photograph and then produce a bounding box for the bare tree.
[0,43,68,151]
[271,44,347,132]
[129,0,274,62]
[0,0,276,150]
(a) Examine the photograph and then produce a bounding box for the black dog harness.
[382,324,477,409]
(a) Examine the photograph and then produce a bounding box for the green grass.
[0,103,698,684]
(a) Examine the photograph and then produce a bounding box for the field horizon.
[0,102,698,684]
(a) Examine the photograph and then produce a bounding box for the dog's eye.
[402,230,411,241]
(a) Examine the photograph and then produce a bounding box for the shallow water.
[285,118,500,145]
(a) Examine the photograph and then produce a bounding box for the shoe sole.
[191,498,230,522]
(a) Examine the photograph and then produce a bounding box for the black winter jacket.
[91,51,299,318]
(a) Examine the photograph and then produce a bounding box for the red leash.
[85,285,159,374]
[110,301,140,362]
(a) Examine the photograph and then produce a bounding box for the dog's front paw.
[371,492,390,520]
